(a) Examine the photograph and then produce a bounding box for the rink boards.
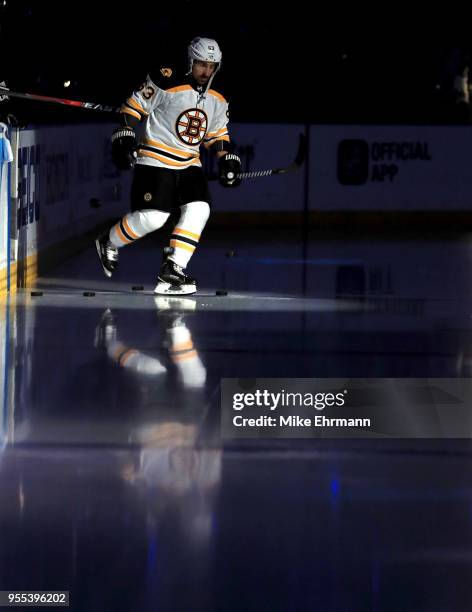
[2,123,472,294]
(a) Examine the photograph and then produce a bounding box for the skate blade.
[154,297,197,311]
[95,240,112,278]
[154,282,196,296]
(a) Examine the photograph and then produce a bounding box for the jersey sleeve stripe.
[204,133,229,143]
[205,127,228,139]
[127,97,149,116]
[120,106,142,121]
[203,135,230,148]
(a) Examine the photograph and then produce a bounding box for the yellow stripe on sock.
[122,217,139,239]
[174,227,201,241]
[170,239,195,253]
[115,225,132,244]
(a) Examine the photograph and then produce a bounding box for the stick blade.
[275,132,307,174]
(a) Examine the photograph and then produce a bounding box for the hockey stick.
[0,86,119,114]
[0,85,308,181]
[235,133,307,180]
[208,133,307,182]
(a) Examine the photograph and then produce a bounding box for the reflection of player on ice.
[94,298,221,569]
[94,298,209,458]
[96,37,241,295]
[94,300,206,389]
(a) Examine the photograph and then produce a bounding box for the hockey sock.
[167,323,206,388]
[108,342,167,376]
[168,201,210,268]
[110,209,170,248]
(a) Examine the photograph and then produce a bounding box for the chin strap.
[187,66,220,103]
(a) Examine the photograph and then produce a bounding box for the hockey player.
[96,37,241,295]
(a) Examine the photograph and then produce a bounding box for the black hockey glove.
[218,153,242,187]
[111,126,137,170]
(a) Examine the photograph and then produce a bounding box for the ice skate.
[94,308,117,349]
[154,260,197,295]
[95,232,118,278]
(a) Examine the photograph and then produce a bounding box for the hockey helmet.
[188,37,222,74]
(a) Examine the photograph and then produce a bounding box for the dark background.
[1,1,471,125]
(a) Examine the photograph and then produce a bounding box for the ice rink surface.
[1,228,472,611]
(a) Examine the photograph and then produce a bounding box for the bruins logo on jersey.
[160,67,172,78]
[176,108,208,145]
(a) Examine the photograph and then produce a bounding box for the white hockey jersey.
[120,69,230,170]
